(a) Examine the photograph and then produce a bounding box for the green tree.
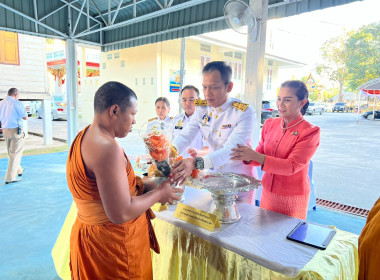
[345,23,380,90]
[316,33,350,102]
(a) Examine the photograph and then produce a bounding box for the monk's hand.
[156,179,184,204]
[170,158,196,185]
[230,144,257,162]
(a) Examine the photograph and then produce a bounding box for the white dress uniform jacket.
[172,97,257,178]
[146,115,173,140]
[172,113,205,158]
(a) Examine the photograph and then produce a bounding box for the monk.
[358,197,380,280]
[67,81,182,279]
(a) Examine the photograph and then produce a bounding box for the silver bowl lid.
[193,172,261,193]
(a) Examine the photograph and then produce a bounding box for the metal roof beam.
[0,2,68,38]
[33,0,38,33]
[75,0,212,39]
[155,0,164,9]
[39,3,68,21]
[268,0,301,8]
[111,0,124,25]
[73,0,87,34]
[108,0,111,25]
[94,0,149,20]
[103,15,224,46]
[87,0,90,30]
[168,0,175,8]
[91,0,109,26]
[59,0,102,24]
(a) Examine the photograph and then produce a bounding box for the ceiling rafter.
[155,0,164,9]
[74,0,212,39]
[0,2,68,38]
[59,0,102,24]
[111,0,125,25]
[103,15,225,46]
[91,0,109,26]
[94,0,148,20]
[72,0,87,34]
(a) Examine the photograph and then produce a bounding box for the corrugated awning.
[0,0,363,51]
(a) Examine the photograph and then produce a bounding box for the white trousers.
[3,128,24,182]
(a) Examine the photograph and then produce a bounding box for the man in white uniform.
[171,61,257,203]
[172,85,208,158]
[0,88,28,184]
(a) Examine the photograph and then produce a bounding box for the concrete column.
[42,98,53,145]
[178,38,186,114]
[65,38,79,146]
[244,0,268,147]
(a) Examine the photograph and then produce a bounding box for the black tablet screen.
[287,222,336,250]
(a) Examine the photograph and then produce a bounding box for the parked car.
[261,100,279,124]
[36,102,67,120]
[332,102,347,112]
[362,110,380,120]
[306,102,324,115]
[21,101,34,117]
[0,121,3,139]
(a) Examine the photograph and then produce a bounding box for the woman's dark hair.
[203,61,232,85]
[94,81,137,113]
[281,80,309,115]
[155,97,170,107]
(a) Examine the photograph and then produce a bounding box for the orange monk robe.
[66,126,159,280]
[359,198,380,280]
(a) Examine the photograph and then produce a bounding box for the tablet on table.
[286,221,336,250]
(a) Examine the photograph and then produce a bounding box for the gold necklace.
[282,118,304,132]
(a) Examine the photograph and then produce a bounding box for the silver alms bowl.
[193,172,261,223]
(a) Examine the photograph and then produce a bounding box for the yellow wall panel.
[0,31,19,65]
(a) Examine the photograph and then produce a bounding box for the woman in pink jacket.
[231,80,320,219]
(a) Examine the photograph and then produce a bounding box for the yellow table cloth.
[52,189,358,280]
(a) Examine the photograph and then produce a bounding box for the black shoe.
[18,168,24,177]
[5,178,22,184]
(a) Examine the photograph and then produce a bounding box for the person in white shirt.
[146,97,173,138]
[0,88,28,184]
[170,61,257,203]
[172,85,208,158]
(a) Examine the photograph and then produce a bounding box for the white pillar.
[42,98,53,145]
[65,39,79,146]
[244,0,268,147]
[179,38,186,114]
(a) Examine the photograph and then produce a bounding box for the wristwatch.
[195,157,204,170]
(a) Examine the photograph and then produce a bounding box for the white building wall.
[0,34,48,98]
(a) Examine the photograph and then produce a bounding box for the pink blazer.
[249,114,320,196]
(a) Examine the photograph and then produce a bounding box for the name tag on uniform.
[221,124,232,129]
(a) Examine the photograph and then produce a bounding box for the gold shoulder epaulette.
[170,117,174,120]
[148,117,158,122]
[194,99,208,106]
[232,101,249,112]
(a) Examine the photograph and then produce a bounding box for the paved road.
[26,113,380,210]
[303,112,380,210]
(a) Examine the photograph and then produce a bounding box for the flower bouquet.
[142,122,174,177]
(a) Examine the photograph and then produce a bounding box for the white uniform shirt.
[0,96,27,129]
[146,115,173,140]
[172,113,205,158]
[172,97,257,178]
